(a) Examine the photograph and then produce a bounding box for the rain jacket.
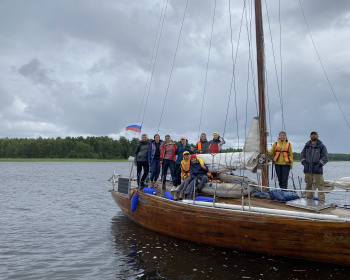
[195,139,210,154]
[134,140,150,163]
[148,140,163,163]
[160,142,177,162]
[175,140,193,164]
[300,140,328,174]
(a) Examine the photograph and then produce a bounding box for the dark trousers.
[175,163,182,186]
[137,161,149,187]
[161,159,176,186]
[275,164,291,189]
[150,159,161,182]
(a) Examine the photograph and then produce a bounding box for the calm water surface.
[1,161,349,279]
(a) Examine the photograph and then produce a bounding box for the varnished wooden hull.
[111,190,350,266]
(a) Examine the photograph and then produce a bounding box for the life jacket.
[180,159,191,179]
[273,141,293,163]
[197,141,202,154]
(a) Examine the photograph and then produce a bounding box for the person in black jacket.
[300,131,328,202]
[134,134,150,188]
[189,154,208,192]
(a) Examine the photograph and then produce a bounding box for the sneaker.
[170,186,176,192]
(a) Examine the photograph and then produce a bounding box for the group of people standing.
[133,132,225,194]
[134,130,329,202]
[269,131,328,202]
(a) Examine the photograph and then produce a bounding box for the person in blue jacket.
[174,135,193,186]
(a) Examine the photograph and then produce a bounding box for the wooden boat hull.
[111,190,350,266]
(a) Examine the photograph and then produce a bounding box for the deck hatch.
[286,198,333,212]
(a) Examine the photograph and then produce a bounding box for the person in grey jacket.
[300,131,328,202]
[134,134,150,188]
[195,133,210,154]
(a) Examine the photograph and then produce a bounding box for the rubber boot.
[179,191,184,200]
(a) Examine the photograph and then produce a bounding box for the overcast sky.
[1,0,349,153]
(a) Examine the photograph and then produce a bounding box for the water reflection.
[110,213,348,280]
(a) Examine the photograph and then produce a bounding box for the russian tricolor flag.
[126,122,142,132]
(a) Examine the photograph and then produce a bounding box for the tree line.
[0,136,349,161]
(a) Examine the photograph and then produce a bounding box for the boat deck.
[141,183,350,220]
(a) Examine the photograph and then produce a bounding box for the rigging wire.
[299,0,350,129]
[264,0,284,138]
[197,0,217,140]
[278,0,286,132]
[138,0,167,124]
[157,0,189,133]
[140,0,170,127]
[224,0,246,151]
[247,0,259,116]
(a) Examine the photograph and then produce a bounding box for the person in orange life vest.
[209,132,225,153]
[174,135,193,186]
[195,133,210,154]
[171,151,192,198]
[268,131,293,189]
[160,135,177,189]
[189,154,208,192]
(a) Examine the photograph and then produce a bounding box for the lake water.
[1,161,349,279]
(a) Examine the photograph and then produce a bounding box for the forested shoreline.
[0,136,349,161]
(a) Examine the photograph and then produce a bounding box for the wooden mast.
[254,0,268,186]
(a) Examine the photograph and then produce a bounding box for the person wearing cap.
[171,151,192,200]
[160,135,177,189]
[300,131,328,202]
[268,131,293,189]
[148,134,163,187]
[174,136,193,186]
[195,133,210,154]
[209,132,226,153]
[189,154,208,194]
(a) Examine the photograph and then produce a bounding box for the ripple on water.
[0,161,349,279]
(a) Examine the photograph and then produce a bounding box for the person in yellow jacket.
[268,131,293,189]
[171,151,192,200]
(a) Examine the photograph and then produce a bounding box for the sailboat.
[109,0,350,266]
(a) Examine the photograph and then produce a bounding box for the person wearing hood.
[300,131,328,202]
[134,134,150,188]
[195,133,210,154]
[209,132,226,153]
[148,134,163,186]
[189,154,208,193]
[268,131,293,189]
[174,136,193,186]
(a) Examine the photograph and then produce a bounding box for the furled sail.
[197,118,260,172]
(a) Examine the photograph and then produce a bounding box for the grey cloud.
[18,59,54,86]
[0,0,349,153]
